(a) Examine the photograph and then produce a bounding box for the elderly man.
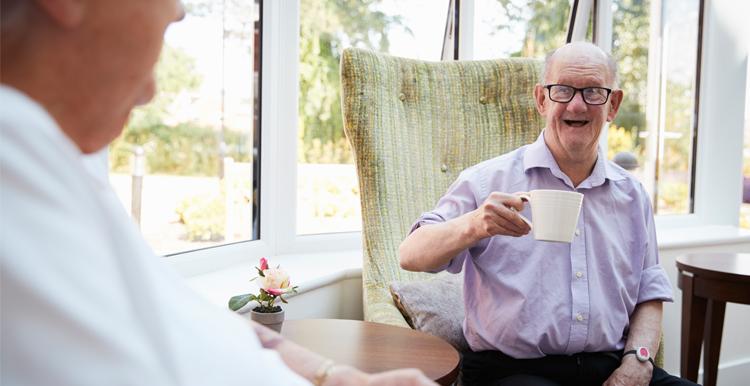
[399,43,696,386]
[0,1,436,385]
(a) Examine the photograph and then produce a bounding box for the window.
[109,0,262,255]
[470,0,571,60]
[105,0,743,274]
[610,0,702,215]
[296,0,450,235]
[740,65,750,229]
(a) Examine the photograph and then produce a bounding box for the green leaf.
[228,294,253,311]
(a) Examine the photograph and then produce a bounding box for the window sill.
[184,250,364,309]
[182,225,750,309]
[656,225,750,250]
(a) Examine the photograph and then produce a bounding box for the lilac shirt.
[411,133,673,358]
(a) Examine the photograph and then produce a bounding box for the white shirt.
[0,85,310,386]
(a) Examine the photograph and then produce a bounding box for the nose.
[566,90,588,113]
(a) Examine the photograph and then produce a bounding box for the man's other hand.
[602,356,653,386]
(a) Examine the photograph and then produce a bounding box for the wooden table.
[281,319,460,385]
[676,253,750,386]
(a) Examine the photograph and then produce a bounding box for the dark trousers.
[461,350,700,386]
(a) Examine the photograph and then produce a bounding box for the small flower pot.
[250,308,285,332]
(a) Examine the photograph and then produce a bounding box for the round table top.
[280,319,460,385]
[676,253,750,283]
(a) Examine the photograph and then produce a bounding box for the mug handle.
[510,192,532,229]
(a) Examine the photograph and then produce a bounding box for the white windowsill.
[183,225,750,309]
[656,225,750,250]
[184,249,364,309]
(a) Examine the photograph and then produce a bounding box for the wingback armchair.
[340,47,543,327]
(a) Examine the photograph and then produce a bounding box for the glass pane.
[471,0,570,60]
[297,0,449,235]
[655,0,700,214]
[610,0,700,215]
[108,0,261,255]
[609,0,651,183]
[740,65,750,229]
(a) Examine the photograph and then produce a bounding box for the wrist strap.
[623,349,655,367]
[313,359,335,386]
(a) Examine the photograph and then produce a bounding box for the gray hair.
[541,42,619,87]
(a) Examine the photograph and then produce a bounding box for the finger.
[503,192,528,211]
[491,204,531,233]
[484,207,528,236]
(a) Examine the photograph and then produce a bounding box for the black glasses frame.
[543,84,613,105]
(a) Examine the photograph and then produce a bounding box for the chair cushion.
[389,274,468,351]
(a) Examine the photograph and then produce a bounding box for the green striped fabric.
[339,47,664,368]
[340,47,543,327]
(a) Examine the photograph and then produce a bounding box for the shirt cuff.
[637,264,674,304]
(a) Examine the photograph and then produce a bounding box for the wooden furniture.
[676,253,750,386]
[280,319,460,385]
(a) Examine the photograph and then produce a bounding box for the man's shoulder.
[461,146,527,179]
[604,159,651,200]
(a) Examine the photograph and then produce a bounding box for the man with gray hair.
[0,1,436,385]
[400,42,696,386]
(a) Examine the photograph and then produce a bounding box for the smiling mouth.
[563,119,589,127]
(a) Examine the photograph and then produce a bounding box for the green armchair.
[339,47,543,327]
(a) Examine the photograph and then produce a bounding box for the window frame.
[170,0,747,277]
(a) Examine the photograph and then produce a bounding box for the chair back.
[340,48,544,326]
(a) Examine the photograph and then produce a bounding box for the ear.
[606,89,624,122]
[34,0,85,28]
[534,84,547,115]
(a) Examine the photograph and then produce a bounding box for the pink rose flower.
[229,258,298,313]
[260,268,290,292]
[265,288,285,296]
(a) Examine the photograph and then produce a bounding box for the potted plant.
[228,257,298,332]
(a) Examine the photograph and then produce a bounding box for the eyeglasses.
[543,84,613,105]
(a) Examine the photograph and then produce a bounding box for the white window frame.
[170,0,748,277]
[457,0,745,231]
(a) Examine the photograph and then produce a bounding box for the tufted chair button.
[479,96,487,104]
[440,164,448,173]
[398,92,406,101]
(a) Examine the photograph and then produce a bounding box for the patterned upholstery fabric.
[339,47,664,367]
[340,47,543,327]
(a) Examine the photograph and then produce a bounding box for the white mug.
[516,189,584,243]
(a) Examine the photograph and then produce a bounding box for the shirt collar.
[523,130,626,189]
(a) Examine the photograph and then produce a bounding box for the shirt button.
[575,271,583,278]
[576,314,584,322]
[575,229,581,236]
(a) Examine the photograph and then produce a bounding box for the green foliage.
[657,181,689,214]
[110,123,251,176]
[607,124,640,160]
[611,0,650,139]
[298,0,403,164]
[175,190,226,241]
[497,0,570,59]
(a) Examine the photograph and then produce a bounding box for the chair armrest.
[364,285,411,328]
